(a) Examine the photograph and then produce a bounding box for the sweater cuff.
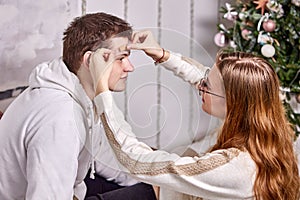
[93,91,113,116]
[160,51,182,69]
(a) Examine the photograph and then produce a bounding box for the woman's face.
[199,65,226,119]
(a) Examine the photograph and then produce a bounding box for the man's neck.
[77,65,95,100]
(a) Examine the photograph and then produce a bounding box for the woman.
[90,31,300,199]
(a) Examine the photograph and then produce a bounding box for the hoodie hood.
[30,58,80,99]
[29,58,91,108]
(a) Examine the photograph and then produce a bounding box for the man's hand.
[128,30,167,62]
[89,48,114,96]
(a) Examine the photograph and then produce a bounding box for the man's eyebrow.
[115,50,130,57]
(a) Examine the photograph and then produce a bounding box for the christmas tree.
[215,0,300,136]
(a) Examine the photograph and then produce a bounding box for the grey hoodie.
[0,58,138,200]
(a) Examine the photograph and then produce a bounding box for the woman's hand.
[128,30,169,63]
[89,48,114,95]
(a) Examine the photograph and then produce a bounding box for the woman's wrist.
[95,81,109,96]
[152,48,170,64]
[154,48,165,64]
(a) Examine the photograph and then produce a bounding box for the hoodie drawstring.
[88,105,96,179]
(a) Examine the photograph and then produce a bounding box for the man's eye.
[115,56,125,61]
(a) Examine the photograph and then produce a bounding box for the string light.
[81,0,86,15]
[188,0,195,141]
[156,0,162,149]
[124,0,129,121]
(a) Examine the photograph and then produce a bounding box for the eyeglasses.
[198,77,225,99]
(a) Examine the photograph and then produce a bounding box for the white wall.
[0,0,81,90]
[0,0,228,151]
[86,0,224,150]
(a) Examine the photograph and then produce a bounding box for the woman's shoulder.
[206,148,255,172]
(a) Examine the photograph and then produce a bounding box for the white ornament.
[279,91,286,101]
[229,40,237,48]
[267,0,280,12]
[292,0,300,7]
[261,44,275,57]
[238,12,247,21]
[223,3,238,21]
[257,31,273,45]
[279,86,290,101]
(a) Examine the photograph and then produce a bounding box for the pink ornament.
[296,93,300,103]
[241,29,252,40]
[214,32,226,47]
[263,20,276,32]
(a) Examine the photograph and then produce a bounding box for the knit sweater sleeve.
[159,52,210,86]
[94,92,255,199]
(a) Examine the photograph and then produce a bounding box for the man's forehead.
[109,37,129,51]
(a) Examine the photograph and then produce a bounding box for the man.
[0,12,156,200]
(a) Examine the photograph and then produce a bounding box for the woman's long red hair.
[211,52,300,199]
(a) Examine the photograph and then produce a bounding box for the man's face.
[108,37,134,91]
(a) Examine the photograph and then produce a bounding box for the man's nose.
[124,59,134,72]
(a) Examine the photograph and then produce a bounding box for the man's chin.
[109,81,126,92]
[112,89,125,92]
[109,86,126,92]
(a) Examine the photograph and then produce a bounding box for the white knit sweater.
[94,53,256,199]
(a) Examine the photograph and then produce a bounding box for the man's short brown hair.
[62,12,132,74]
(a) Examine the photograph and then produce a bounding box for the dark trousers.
[84,171,156,200]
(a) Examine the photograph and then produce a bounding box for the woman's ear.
[83,51,92,68]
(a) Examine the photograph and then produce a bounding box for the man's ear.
[83,51,92,68]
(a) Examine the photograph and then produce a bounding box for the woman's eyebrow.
[206,77,211,87]
[206,77,210,85]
